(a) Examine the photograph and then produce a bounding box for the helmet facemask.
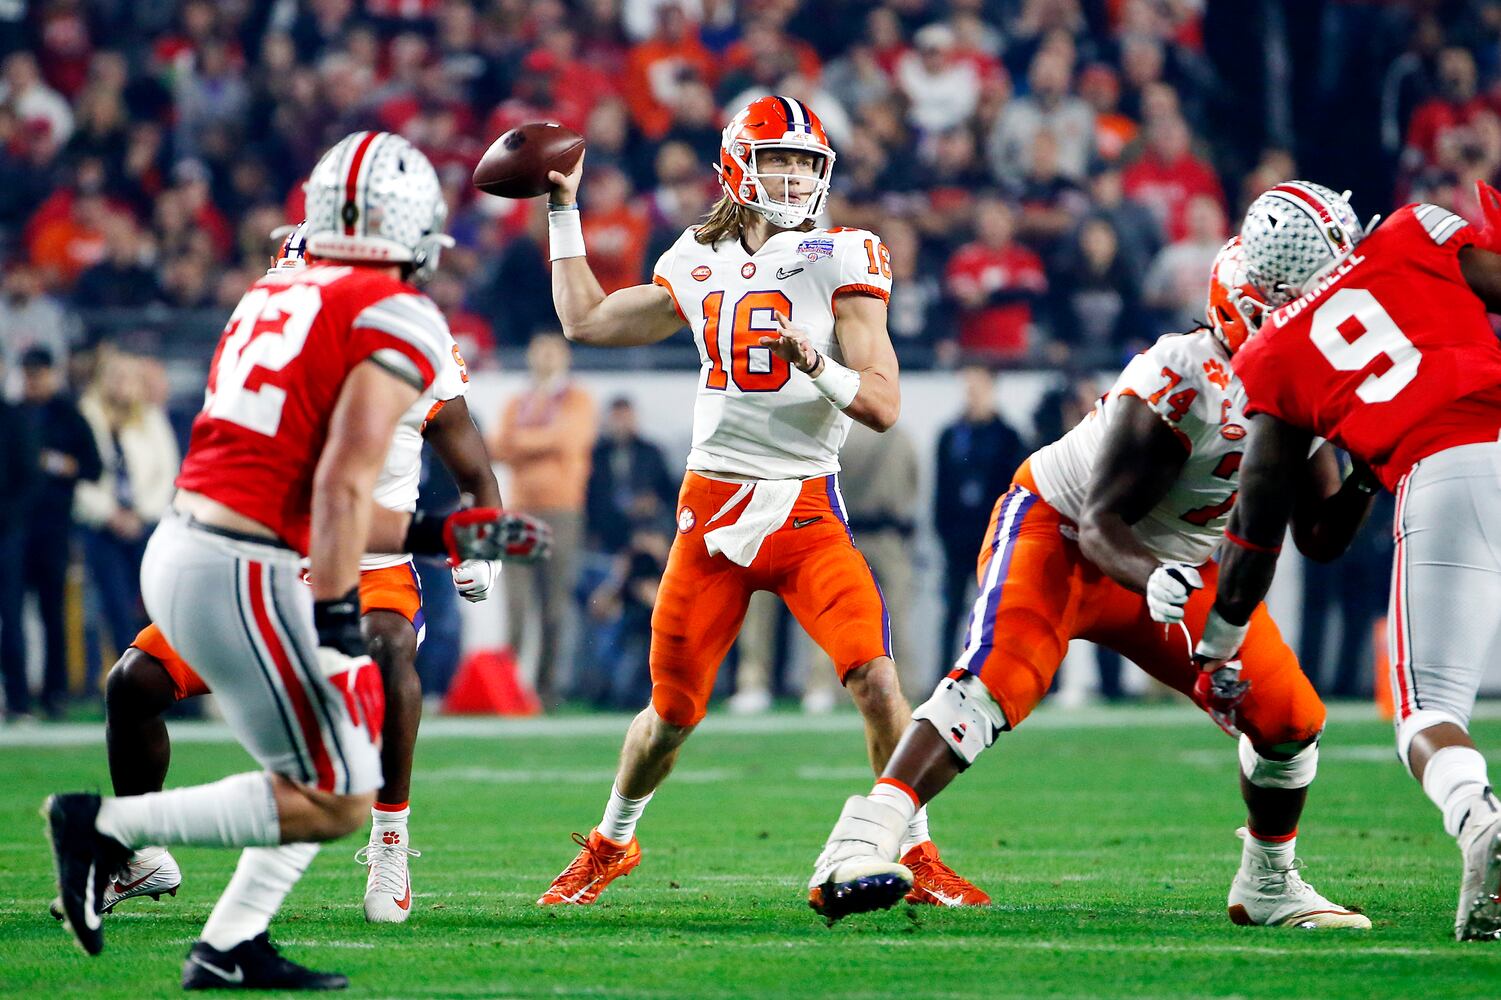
[720,136,835,230]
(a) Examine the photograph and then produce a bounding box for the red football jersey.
[1233,203,1501,490]
[176,263,452,554]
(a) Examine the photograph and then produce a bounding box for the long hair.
[693,194,816,246]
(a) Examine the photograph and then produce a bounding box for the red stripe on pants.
[247,562,336,791]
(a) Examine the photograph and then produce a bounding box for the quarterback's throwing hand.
[760,312,821,374]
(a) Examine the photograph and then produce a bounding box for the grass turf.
[2,706,1499,999]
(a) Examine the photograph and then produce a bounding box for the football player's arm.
[503,390,596,459]
[1210,414,1308,629]
[1457,246,1501,314]
[827,293,901,431]
[547,154,683,347]
[1289,443,1379,563]
[424,396,503,508]
[1077,395,1190,593]
[310,361,423,600]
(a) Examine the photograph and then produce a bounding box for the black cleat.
[808,871,913,924]
[182,933,350,991]
[43,793,130,956]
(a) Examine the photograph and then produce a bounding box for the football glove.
[451,559,496,603]
[1191,659,1249,738]
[313,589,384,742]
[1475,180,1501,253]
[1146,562,1202,624]
[404,508,553,565]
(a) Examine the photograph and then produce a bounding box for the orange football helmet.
[716,95,835,229]
[1205,236,1268,355]
[268,221,310,272]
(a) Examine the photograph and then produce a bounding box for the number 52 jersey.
[652,225,892,480]
[176,264,454,555]
[1233,203,1501,490]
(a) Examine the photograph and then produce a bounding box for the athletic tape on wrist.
[1195,608,1249,662]
[809,354,860,409]
[548,207,586,260]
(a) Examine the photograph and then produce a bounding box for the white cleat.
[1227,828,1370,929]
[356,829,420,924]
[1455,788,1501,941]
[807,796,913,922]
[50,846,182,921]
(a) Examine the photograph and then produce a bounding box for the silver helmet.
[1239,180,1365,305]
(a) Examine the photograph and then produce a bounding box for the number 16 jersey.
[652,225,892,480]
[1233,203,1501,490]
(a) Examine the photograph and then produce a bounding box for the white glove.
[451,559,497,603]
[1146,562,1203,624]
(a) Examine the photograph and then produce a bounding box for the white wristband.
[1194,608,1250,662]
[808,354,861,409]
[548,207,585,261]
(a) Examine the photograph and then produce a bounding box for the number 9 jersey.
[652,225,892,480]
[1233,203,1501,490]
[176,264,455,555]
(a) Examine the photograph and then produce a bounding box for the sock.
[599,784,652,844]
[96,772,279,849]
[371,801,410,846]
[900,807,931,856]
[869,778,918,833]
[1422,745,1491,837]
[1243,827,1297,869]
[200,843,319,952]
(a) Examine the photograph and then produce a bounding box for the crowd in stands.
[6,0,1501,370]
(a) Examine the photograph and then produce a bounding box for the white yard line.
[3,701,1482,750]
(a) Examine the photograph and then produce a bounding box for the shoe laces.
[1252,857,1311,892]
[909,851,973,894]
[556,832,619,885]
[355,842,420,896]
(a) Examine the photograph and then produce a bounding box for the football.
[472,122,585,199]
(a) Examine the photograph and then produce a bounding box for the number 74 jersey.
[1233,203,1501,491]
[652,225,892,480]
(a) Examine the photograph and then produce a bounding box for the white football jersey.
[1028,330,1249,565]
[361,336,469,571]
[653,225,893,480]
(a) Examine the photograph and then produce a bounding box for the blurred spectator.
[29,189,111,289]
[1012,130,1091,254]
[896,23,980,135]
[1050,214,1144,355]
[581,166,652,294]
[17,348,100,717]
[623,5,717,139]
[173,40,250,162]
[1087,163,1161,281]
[74,350,179,672]
[823,43,894,116]
[586,397,676,554]
[884,218,947,348]
[988,48,1095,185]
[0,355,37,721]
[1121,114,1224,242]
[1142,194,1227,331]
[933,365,1026,666]
[1403,46,1488,174]
[799,420,923,702]
[428,272,495,369]
[0,264,79,393]
[73,214,161,309]
[1080,62,1137,164]
[489,334,598,708]
[945,198,1048,360]
[585,503,672,709]
[475,201,553,345]
[0,51,74,148]
[1381,15,1445,163]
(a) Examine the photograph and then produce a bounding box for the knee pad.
[1396,708,1470,771]
[1238,733,1319,790]
[911,670,1008,767]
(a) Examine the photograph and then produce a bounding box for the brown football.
[472,122,585,199]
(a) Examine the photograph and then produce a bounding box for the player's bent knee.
[845,658,902,706]
[105,649,176,717]
[1239,732,1318,789]
[650,684,707,729]
[910,671,1008,767]
[1396,708,1471,771]
[363,612,418,677]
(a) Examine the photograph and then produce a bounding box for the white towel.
[703,479,802,567]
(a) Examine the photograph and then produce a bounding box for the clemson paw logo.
[382,830,401,845]
[1202,359,1231,390]
[677,506,696,534]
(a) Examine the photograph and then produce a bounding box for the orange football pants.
[130,563,426,703]
[650,472,891,727]
[956,462,1324,749]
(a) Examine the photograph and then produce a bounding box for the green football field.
[3,704,1500,999]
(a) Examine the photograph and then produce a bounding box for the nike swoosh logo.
[925,889,963,907]
[777,267,804,279]
[395,879,411,911]
[82,864,101,930]
[112,866,163,894]
[792,516,822,529]
[190,955,245,984]
[559,877,601,904]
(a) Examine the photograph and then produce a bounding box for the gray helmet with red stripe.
[303,131,454,283]
[1239,180,1365,305]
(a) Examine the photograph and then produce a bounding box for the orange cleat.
[537,829,642,905]
[901,841,990,907]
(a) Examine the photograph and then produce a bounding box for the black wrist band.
[403,509,447,555]
[313,586,364,656]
